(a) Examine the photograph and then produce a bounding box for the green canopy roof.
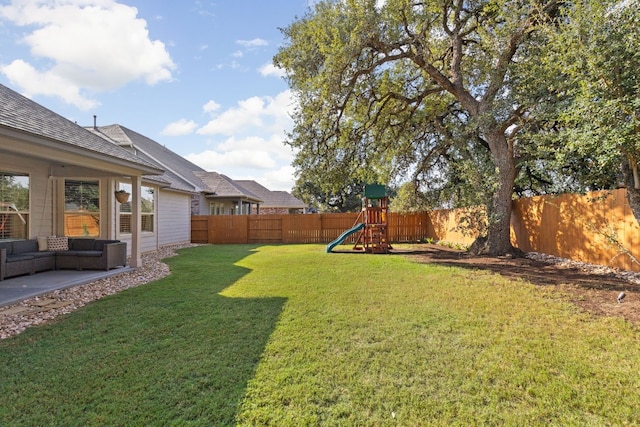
[364,184,386,199]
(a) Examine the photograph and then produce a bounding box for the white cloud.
[161,119,198,136]
[0,59,100,109]
[185,91,298,191]
[217,165,297,192]
[265,90,295,118]
[214,59,247,72]
[259,63,286,78]
[0,0,175,109]
[185,131,295,186]
[261,165,297,191]
[185,148,276,171]
[203,100,221,114]
[217,134,294,161]
[217,135,270,152]
[197,90,295,137]
[236,38,268,48]
[197,96,266,136]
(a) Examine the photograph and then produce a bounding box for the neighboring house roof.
[194,171,263,202]
[87,124,207,193]
[0,84,161,175]
[236,180,306,209]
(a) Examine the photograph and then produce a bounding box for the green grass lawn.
[1,244,639,426]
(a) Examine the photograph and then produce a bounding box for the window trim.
[118,182,156,235]
[63,179,101,238]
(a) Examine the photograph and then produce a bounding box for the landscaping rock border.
[0,243,193,340]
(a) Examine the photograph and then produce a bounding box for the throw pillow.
[46,236,69,251]
[37,236,48,251]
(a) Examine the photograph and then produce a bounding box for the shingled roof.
[235,180,306,209]
[0,84,160,174]
[193,171,262,202]
[88,124,207,193]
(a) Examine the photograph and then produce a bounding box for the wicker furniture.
[0,238,126,281]
[55,239,126,271]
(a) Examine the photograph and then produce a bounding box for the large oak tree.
[276,0,561,255]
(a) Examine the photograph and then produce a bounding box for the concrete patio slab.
[0,267,132,308]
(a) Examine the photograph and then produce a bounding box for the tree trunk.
[470,129,518,256]
[622,159,640,224]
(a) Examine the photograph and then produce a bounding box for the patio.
[0,267,132,308]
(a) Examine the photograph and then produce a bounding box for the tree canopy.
[542,0,640,218]
[276,0,636,255]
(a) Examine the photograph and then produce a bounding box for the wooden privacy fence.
[191,188,640,272]
[64,212,100,237]
[191,212,430,245]
[428,188,640,272]
[510,189,640,272]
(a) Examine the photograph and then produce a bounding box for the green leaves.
[277,0,598,253]
[537,0,640,200]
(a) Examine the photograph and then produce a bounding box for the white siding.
[158,190,191,246]
[116,186,192,256]
[119,234,157,256]
[118,188,191,254]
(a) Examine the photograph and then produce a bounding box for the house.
[1,80,309,274]
[87,124,204,253]
[89,126,305,218]
[193,171,263,215]
[88,126,305,218]
[235,180,307,214]
[0,84,164,267]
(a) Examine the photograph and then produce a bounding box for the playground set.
[326,184,391,254]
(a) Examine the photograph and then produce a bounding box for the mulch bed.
[397,244,640,324]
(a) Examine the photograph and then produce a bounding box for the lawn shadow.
[0,244,287,426]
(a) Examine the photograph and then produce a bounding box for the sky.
[0,0,314,192]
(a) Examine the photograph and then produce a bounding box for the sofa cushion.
[23,251,55,259]
[95,240,119,251]
[46,236,69,251]
[37,236,48,251]
[12,239,38,253]
[58,250,102,257]
[6,254,34,262]
[70,239,96,251]
[0,241,13,255]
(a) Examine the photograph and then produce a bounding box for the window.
[119,184,155,233]
[64,180,100,237]
[0,172,29,240]
[141,186,154,232]
[209,202,226,215]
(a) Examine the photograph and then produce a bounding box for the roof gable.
[0,84,160,173]
[88,124,207,193]
[235,180,306,208]
[194,172,262,201]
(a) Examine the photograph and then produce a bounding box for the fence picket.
[191,189,640,271]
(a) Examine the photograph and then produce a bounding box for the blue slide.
[326,223,365,253]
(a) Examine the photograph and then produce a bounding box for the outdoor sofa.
[0,237,126,281]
